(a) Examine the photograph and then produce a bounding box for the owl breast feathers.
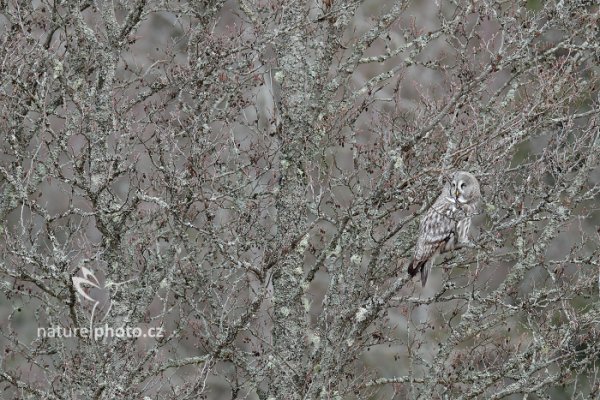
[407,171,481,287]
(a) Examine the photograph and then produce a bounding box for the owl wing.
[408,199,457,286]
[415,199,456,257]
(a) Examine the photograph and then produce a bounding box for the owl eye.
[460,182,466,189]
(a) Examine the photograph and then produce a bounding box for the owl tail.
[407,259,429,287]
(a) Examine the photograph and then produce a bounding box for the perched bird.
[407,171,481,287]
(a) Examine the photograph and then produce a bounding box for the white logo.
[36,268,164,340]
[72,267,130,333]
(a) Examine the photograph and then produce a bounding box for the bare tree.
[0,0,599,399]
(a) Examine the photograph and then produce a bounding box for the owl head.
[447,171,480,205]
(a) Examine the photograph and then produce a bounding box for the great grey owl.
[407,171,481,287]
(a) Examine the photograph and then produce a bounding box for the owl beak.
[454,190,460,199]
